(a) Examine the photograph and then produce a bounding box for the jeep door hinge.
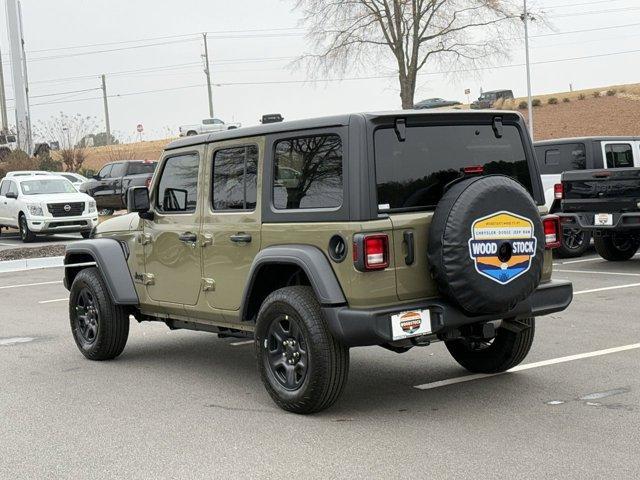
[142,273,155,286]
[201,233,213,248]
[202,278,216,292]
[138,233,153,245]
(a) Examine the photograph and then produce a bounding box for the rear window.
[375,124,533,211]
[605,144,634,168]
[128,162,156,175]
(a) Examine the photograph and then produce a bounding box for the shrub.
[547,97,558,105]
[37,154,63,172]
[518,101,528,110]
[563,97,571,103]
[592,91,601,98]
[502,99,517,110]
[578,93,586,100]
[0,150,39,179]
[606,89,617,97]
[492,98,505,109]
[531,98,542,107]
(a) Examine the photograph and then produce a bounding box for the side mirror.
[5,191,17,199]
[127,186,152,218]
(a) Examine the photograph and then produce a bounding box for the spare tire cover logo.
[468,211,537,285]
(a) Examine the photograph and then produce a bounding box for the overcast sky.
[1,0,639,141]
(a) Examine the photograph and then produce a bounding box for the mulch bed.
[0,245,66,261]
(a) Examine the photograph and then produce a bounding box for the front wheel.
[255,286,349,414]
[594,234,640,261]
[19,214,36,243]
[97,208,114,217]
[445,318,535,373]
[69,267,130,360]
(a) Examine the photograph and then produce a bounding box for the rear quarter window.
[536,143,586,175]
[375,124,533,211]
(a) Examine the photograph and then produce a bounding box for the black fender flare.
[240,245,347,321]
[64,239,139,305]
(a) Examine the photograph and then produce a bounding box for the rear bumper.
[323,280,573,347]
[559,212,640,231]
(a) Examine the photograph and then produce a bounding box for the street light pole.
[101,74,111,145]
[202,32,214,118]
[523,0,534,139]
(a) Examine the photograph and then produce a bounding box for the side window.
[273,134,343,210]
[110,163,126,178]
[98,164,113,179]
[156,154,200,213]
[7,181,18,196]
[545,149,560,167]
[203,119,214,125]
[0,181,8,196]
[605,144,634,168]
[568,144,586,170]
[212,145,258,211]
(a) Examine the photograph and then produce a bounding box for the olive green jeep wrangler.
[64,111,573,414]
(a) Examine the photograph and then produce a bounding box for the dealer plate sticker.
[391,310,432,341]
[595,213,613,226]
[468,211,537,285]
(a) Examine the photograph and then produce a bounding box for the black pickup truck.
[80,160,157,215]
[559,167,640,261]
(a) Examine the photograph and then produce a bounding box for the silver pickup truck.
[178,118,241,137]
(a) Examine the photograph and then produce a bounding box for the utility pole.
[101,74,111,145]
[202,32,214,118]
[0,48,9,132]
[523,0,534,139]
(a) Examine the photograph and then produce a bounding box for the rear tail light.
[462,165,484,175]
[542,215,561,249]
[353,234,389,271]
[554,183,563,200]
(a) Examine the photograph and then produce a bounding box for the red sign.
[136,124,144,133]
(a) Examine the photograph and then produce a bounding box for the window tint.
[128,162,156,175]
[156,154,199,213]
[98,164,113,178]
[375,124,532,211]
[0,181,8,196]
[61,174,77,182]
[536,143,586,175]
[273,135,343,210]
[212,145,258,210]
[605,144,634,168]
[7,181,18,195]
[110,163,126,178]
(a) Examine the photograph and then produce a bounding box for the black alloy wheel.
[265,314,308,391]
[75,288,99,346]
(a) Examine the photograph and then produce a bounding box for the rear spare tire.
[427,176,544,315]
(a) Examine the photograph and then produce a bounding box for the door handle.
[230,233,252,243]
[178,232,198,244]
[403,230,415,266]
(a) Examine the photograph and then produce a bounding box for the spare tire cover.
[427,175,544,315]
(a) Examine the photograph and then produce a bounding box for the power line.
[550,6,640,17]
[540,0,627,9]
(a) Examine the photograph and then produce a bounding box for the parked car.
[58,172,89,189]
[79,160,157,215]
[178,118,241,137]
[414,98,462,109]
[64,110,571,414]
[470,89,514,109]
[0,174,97,242]
[535,137,640,257]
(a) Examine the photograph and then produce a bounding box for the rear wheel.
[445,318,535,373]
[255,286,349,414]
[556,227,590,258]
[594,233,640,261]
[19,214,36,243]
[69,267,129,360]
[97,208,114,216]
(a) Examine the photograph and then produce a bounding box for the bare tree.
[34,113,98,172]
[293,0,523,108]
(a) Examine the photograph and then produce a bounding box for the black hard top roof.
[534,136,640,146]
[166,110,521,150]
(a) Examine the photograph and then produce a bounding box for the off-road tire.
[594,234,640,261]
[19,214,36,243]
[255,286,349,414]
[69,267,129,360]
[445,318,535,373]
[556,228,590,258]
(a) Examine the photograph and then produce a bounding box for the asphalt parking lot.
[1,253,639,479]
[0,231,82,251]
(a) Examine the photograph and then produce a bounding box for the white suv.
[0,174,98,242]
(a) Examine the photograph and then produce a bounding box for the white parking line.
[556,269,640,277]
[0,280,62,290]
[558,253,640,265]
[38,298,68,304]
[414,343,640,390]
[230,340,254,346]
[0,337,35,346]
[574,283,640,295]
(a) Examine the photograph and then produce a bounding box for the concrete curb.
[0,256,64,273]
